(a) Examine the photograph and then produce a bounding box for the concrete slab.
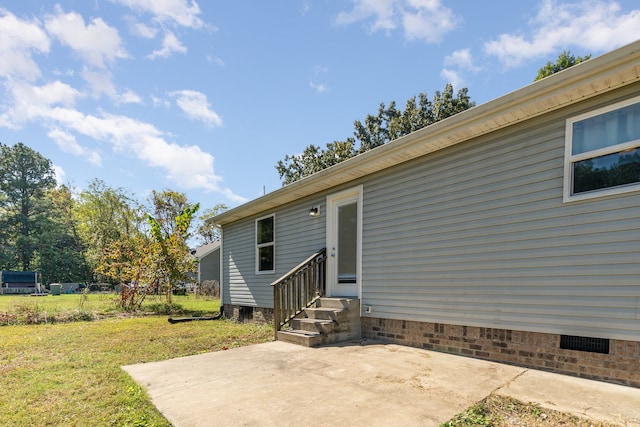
[123,340,640,427]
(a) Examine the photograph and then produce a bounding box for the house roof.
[192,241,221,258]
[213,40,640,226]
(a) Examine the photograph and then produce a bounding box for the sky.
[1,0,639,213]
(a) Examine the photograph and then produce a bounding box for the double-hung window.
[564,96,640,201]
[256,214,274,274]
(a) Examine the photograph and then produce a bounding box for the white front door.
[326,186,362,298]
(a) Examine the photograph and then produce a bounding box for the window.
[564,96,640,201]
[256,214,274,273]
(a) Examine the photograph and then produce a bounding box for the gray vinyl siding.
[222,197,326,307]
[361,88,640,341]
[198,249,220,283]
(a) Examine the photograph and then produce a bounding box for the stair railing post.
[270,248,327,333]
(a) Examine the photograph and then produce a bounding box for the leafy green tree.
[35,185,91,284]
[97,234,155,310]
[75,179,144,282]
[276,84,474,184]
[147,203,200,303]
[148,190,189,236]
[97,191,199,308]
[196,203,228,244]
[0,143,56,270]
[535,50,591,81]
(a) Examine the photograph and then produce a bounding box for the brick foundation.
[362,317,640,388]
[223,304,273,324]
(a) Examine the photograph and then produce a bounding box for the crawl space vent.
[238,306,253,322]
[560,335,609,354]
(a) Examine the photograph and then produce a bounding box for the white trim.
[563,95,640,203]
[255,213,275,275]
[219,228,225,305]
[326,185,363,298]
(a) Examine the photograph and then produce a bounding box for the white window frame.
[255,214,275,274]
[564,95,640,203]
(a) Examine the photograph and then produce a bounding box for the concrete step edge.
[280,329,322,337]
[294,318,334,325]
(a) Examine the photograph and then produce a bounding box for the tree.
[147,203,200,303]
[97,234,156,310]
[148,190,189,236]
[0,143,56,270]
[196,203,228,244]
[275,84,475,184]
[535,50,591,81]
[35,185,91,284]
[75,179,144,283]
[97,191,199,309]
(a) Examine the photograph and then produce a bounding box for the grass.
[0,314,273,426]
[441,394,620,427]
[1,295,621,426]
[0,293,220,325]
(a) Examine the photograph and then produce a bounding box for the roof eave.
[213,41,640,226]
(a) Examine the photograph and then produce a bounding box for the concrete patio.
[123,340,640,427]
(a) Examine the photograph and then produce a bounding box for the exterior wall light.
[309,205,320,217]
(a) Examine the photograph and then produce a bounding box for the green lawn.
[0,314,273,426]
[1,294,614,427]
[0,293,221,325]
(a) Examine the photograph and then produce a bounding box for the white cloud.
[310,66,329,93]
[110,0,205,29]
[126,16,158,38]
[301,2,311,16]
[207,55,225,66]
[0,80,83,128]
[402,0,461,43]
[444,48,480,72]
[147,31,187,59]
[151,95,171,108]
[44,6,127,69]
[87,113,244,202]
[32,80,83,107]
[0,81,242,201]
[0,9,50,81]
[485,0,640,68]
[81,68,117,98]
[440,68,464,89]
[336,0,397,32]
[80,68,142,105]
[440,48,481,88]
[170,90,222,127]
[118,89,143,105]
[48,128,102,165]
[336,0,460,42]
[310,82,328,93]
[52,165,66,186]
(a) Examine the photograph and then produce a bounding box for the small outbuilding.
[191,241,221,284]
[0,270,40,294]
